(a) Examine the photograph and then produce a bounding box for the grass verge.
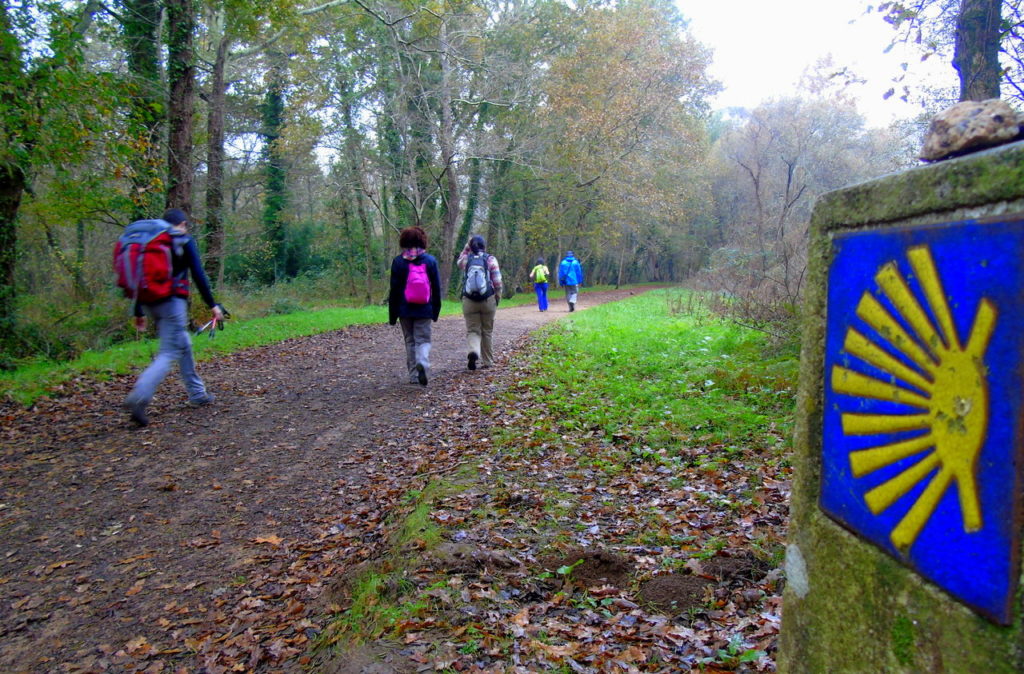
[316,289,797,669]
[1,285,631,407]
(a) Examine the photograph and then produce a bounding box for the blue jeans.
[127,297,208,407]
[534,282,548,311]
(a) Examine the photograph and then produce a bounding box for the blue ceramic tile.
[821,216,1024,623]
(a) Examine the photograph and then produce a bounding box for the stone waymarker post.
[780,141,1024,672]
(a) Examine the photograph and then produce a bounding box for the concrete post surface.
[780,141,1024,672]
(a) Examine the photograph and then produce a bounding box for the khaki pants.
[462,295,497,366]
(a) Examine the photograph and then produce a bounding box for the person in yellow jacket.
[529,257,550,311]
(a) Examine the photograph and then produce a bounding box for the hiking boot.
[569,302,575,312]
[468,352,478,370]
[415,363,428,386]
[125,400,149,427]
[188,393,215,407]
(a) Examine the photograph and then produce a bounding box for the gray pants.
[127,297,208,407]
[462,295,497,366]
[564,285,579,306]
[399,317,432,382]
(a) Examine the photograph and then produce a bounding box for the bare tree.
[707,96,913,339]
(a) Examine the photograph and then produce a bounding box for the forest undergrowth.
[317,289,798,672]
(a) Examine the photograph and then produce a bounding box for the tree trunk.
[615,239,627,289]
[204,12,229,286]
[0,5,25,326]
[123,0,164,219]
[339,200,358,298]
[343,101,375,305]
[486,158,510,251]
[454,104,488,280]
[261,52,288,283]
[44,224,89,299]
[0,165,24,324]
[165,0,196,212]
[436,22,461,296]
[954,0,1002,101]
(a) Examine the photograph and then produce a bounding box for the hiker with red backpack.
[388,226,442,386]
[457,235,503,371]
[115,208,225,426]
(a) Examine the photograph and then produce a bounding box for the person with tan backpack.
[457,235,503,370]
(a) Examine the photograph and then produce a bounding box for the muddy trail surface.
[0,288,645,673]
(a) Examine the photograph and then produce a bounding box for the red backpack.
[113,220,187,303]
[404,261,431,304]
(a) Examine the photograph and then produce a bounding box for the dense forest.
[0,0,958,366]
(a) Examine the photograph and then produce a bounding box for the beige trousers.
[462,295,497,366]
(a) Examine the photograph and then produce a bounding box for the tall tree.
[0,1,105,326]
[204,4,231,284]
[201,0,334,285]
[435,19,462,294]
[536,0,716,257]
[954,0,1003,99]
[165,0,197,211]
[708,95,913,335]
[261,52,289,282]
[122,0,165,219]
[876,0,1013,102]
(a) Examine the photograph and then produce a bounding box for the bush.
[267,297,303,315]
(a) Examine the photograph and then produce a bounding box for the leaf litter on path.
[318,295,790,673]
[1,290,675,672]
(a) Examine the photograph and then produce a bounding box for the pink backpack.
[404,261,431,304]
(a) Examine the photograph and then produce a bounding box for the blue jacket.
[558,255,583,286]
[389,251,442,324]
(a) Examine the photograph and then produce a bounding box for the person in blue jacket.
[124,208,225,427]
[558,250,584,312]
[388,226,442,385]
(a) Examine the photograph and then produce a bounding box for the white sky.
[677,0,957,126]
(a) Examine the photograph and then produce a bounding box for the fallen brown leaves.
[1,292,782,672]
[318,332,792,673]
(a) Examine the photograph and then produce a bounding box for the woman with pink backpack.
[388,227,442,385]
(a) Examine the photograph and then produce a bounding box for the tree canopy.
[1,0,924,362]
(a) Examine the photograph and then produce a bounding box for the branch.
[96,1,124,24]
[233,0,357,58]
[350,0,418,27]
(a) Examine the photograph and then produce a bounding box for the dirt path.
[0,288,643,673]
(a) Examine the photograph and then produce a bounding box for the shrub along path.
[0,288,647,673]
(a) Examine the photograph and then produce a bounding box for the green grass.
[0,304,387,405]
[318,481,448,648]
[315,288,798,662]
[508,289,799,457]
[1,283,638,406]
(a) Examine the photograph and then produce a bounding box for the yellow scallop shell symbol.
[831,245,996,551]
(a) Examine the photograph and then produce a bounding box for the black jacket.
[388,252,442,325]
